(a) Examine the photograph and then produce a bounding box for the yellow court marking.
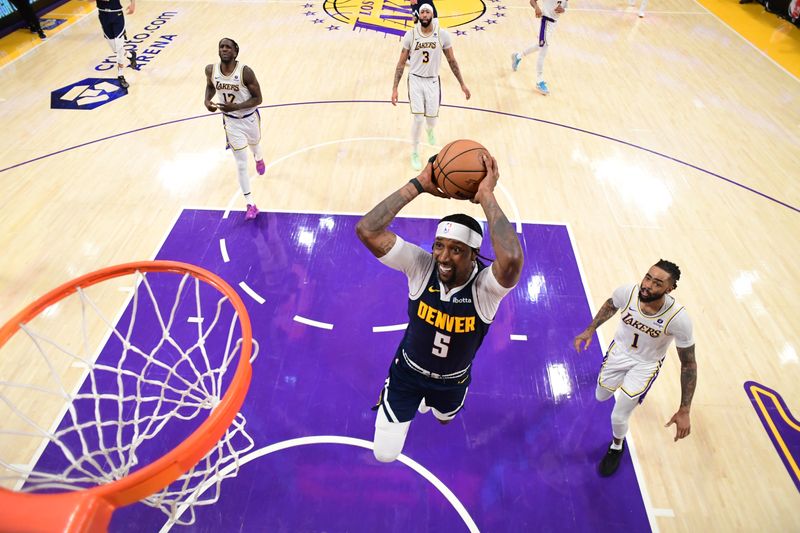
[694,0,800,77]
[750,384,800,482]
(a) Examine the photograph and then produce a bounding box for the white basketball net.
[0,269,259,526]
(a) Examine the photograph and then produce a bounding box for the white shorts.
[597,342,664,400]
[408,74,440,117]
[223,110,261,151]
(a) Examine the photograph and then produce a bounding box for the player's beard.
[638,289,662,303]
[420,18,431,28]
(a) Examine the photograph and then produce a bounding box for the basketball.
[432,139,490,200]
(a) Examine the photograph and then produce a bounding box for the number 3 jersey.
[379,236,515,375]
[401,21,452,78]
[609,284,694,363]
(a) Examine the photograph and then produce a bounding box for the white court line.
[293,315,334,330]
[117,287,133,293]
[565,223,660,533]
[510,334,528,341]
[373,323,408,332]
[238,281,265,304]
[187,317,203,324]
[652,508,676,518]
[159,435,480,533]
[219,238,230,263]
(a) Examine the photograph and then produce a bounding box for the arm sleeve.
[667,309,695,348]
[378,236,435,297]
[473,265,516,323]
[611,284,636,310]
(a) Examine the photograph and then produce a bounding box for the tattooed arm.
[665,344,697,441]
[573,298,619,352]
[391,48,411,106]
[472,156,523,288]
[442,47,471,100]
[356,161,447,258]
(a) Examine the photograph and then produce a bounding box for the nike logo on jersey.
[428,286,440,293]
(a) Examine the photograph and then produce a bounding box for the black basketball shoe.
[128,50,137,69]
[118,76,129,89]
[599,440,625,477]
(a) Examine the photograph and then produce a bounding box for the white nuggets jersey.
[401,21,453,77]
[540,0,568,19]
[213,62,255,118]
[609,284,693,363]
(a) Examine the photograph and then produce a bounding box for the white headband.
[435,221,482,249]
[418,4,434,12]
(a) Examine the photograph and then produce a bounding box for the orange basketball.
[432,139,490,200]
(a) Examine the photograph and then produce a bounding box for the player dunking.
[391,4,470,171]
[574,260,698,476]
[96,0,137,88]
[356,155,523,463]
[204,38,266,220]
[510,0,567,95]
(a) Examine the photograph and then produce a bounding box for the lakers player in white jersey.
[391,4,471,171]
[510,0,567,95]
[574,260,697,476]
[204,38,266,220]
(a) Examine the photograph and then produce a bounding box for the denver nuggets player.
[204,38,266,220]
[574,260,698,476]
[96,0,137,88]
[391,4,471,171]
[510,0,568,95]
[356,155,523,463]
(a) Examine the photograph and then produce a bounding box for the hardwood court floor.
[0,0,798,530]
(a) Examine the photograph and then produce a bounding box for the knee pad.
[413,114,425,125]
[373,408,410,463]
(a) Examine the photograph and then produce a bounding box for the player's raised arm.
[471,155,522,288]
[356,161,446,257]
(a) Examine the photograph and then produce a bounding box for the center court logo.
[302,0,506,37]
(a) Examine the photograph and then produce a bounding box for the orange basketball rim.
[0,261,253,533]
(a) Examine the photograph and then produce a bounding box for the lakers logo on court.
[302,0,506,37]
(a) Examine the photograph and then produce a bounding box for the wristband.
[409,177,424,194]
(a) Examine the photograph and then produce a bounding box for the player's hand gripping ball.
[431,139,490,200]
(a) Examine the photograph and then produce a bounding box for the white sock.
[411,115,424,154]
[250,143,263,162]
[610,440,623,450]
[233,148,252,206]
[522,44,541,57]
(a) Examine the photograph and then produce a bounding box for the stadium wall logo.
[50,78,128,110]
[302,0,506,37]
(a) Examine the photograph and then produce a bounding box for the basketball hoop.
[0,261,258,532]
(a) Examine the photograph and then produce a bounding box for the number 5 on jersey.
[432,331,450,358]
